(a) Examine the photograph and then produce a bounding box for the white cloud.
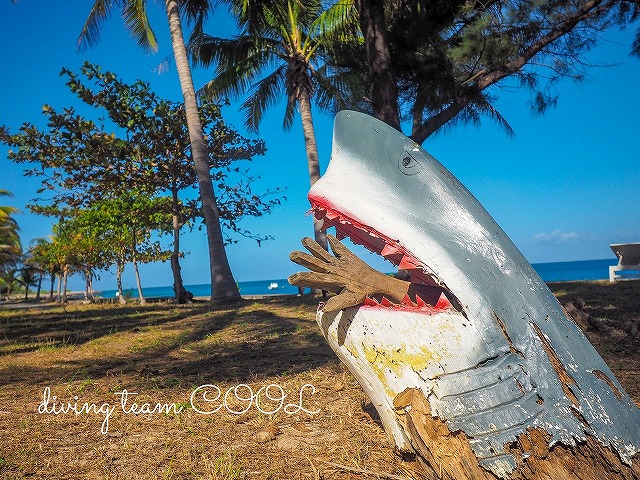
[533,230,580,244]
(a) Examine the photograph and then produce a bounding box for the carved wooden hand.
[289,235,411,312]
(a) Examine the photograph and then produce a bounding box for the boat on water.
[267,282,279,291]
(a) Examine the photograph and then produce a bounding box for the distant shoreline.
[1,258,623,306]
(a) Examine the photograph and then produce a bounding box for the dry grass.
[548,280,640,403]
[0,281,638,479]
[0,297,413,479]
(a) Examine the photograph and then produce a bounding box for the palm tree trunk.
[297,89,328,251]
[165,0,240,303]
[49,273,55,301]
[35,274,42,300]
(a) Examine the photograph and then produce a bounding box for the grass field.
[0,281,638,479]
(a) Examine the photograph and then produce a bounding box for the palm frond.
[194,35,282,100]
[240,66,287,132]
[425,90,515,138]
[307,0,358,47]
[187,11,206,47]
[0,207,20,221]
[291,0,323,29]
[219,0,278,32]
[77,0,117,52]
[311,65,361,113]
[122,0,158,53]
[179,0,212,23]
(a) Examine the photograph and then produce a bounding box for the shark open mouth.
[308,195,461,314]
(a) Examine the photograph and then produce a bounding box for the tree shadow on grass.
[0,297,338,388]
[0,304,214,355]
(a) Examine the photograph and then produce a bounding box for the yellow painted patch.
[355,342,442,398]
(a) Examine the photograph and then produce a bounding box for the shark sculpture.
[289,111,640,478]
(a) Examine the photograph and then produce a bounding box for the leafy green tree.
[66,193,173,304]
[0,190,21,270]
[60,62,279,302]
[1,65,281,303]
[48,223,80,303]
[190,0,358,249]
[22,197,171,304]
[44,227,80,304]
[348,0,640,142]
[78,0,245,303]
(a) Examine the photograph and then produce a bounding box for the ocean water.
[532,258,619,282]
[97,258,621,300]
[98,279,305,300]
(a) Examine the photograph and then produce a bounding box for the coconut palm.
[190,0,359,248]
[78,0,241,302]
[0,268,19,300]
[29,237,62,301]
[0,189,21,269]
[17,264,40,301]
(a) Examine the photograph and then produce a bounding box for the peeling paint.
[530,322,580,408]
[592,369,622,400]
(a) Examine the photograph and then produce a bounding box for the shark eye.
[398,151,423,175]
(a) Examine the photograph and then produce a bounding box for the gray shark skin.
[305,111,640,478]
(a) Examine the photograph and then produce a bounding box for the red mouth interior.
[309,196,459,313]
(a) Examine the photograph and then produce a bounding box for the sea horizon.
[95,257,622,299]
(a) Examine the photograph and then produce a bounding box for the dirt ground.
[0,280,638,479]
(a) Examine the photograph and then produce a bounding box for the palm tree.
[190,0,359,249]
[18,265,40,301]
[0,268,19,300]
[0,190,21,273]
[28,237,59,301]
[78,0,241,302]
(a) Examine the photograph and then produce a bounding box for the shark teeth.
[398,255,423,271]
[360,292,453,313]
[310,199,455,313]
[381,244,404,263]
[363,297,379,307]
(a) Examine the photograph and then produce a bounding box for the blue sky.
[1,2,639,291]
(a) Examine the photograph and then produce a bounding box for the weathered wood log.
[289,111,640,479]
[564,298,640,338]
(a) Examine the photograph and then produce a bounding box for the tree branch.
[412,0,611,142]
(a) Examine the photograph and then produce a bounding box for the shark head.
[309,110,554,318]
[305,111,640,477]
